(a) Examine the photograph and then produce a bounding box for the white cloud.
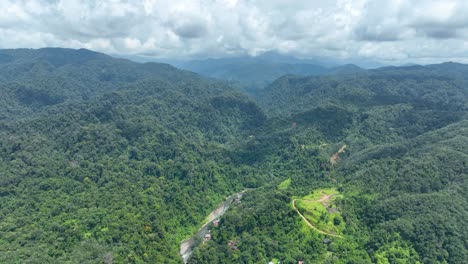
[0,0,468,64]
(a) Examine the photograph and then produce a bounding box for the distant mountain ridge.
[259,61,468,116]
[172,57,369,95]
[0,47,213,119]
[1,47,467,264]
[114,51,383,95]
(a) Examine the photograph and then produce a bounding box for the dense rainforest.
[0,48,466,264]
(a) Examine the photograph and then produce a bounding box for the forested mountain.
[175,59,325,95]
[192,63,468,263]
[173,54,365,95]
[0,48,466,264]
[0,48,213,119]
[0,48,267,263]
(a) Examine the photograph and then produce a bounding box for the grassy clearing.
[278,178,291,190]
[301,188,340,201]
[295,188,345,235]
[270,258,280,264]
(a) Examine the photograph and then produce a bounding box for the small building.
[213,220,220,227]
[204,234,211,241]
[323,238,331,244]
[298,261,304,264]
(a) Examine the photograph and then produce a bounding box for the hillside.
[0,48,214,120]
[192,63,468,263]
[0,48,467,264]
[0,48,267,263]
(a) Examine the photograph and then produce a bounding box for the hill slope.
[0,48,267,263]
[192,63,468,263]
[0,48,467,264]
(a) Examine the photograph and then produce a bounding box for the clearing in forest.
[278,178,291,190]
[330,144,347,165]
[293,188,345,237]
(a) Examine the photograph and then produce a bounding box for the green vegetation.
[0,48,267,263]
[0,48,466,263]
[301,188,340,201]
[193,62,467,263]
[277,178,291,190]
[270,258,280,264]
[295,188,345,235]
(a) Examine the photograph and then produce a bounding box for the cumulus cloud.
[0,0,468,64]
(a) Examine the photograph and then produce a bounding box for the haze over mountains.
[117,52,381,95]
[0,47,466,264]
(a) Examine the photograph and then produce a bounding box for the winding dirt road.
[292,197,343,238]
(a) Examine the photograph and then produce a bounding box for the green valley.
[0,48,466,264]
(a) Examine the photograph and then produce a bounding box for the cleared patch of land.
[278,178,291,190]
[293,188,345,237]
[330,144,347,165]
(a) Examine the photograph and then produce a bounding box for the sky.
[1,0,468,64]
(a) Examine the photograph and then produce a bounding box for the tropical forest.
[0,47,466,264]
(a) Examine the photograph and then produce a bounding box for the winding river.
[180,190,249,263]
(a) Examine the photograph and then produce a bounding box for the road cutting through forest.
[180,190,250,263]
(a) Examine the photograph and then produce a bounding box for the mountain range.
[0,48,466,264]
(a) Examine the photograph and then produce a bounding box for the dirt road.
[292,196,343,238]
